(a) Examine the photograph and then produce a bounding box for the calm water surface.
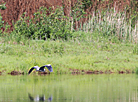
[0,74,138,102]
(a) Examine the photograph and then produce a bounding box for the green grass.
[0,32,138,74]
[0,6,137,74]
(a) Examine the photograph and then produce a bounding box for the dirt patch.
[0,71,2,75]
[0,69,134,75]
[69,68,133,75]
[118,70,131,74]
[29,71,51,75]
[38,71,51,75]
[8,71,24,75]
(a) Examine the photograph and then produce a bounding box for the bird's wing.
[28,93,34,101]
[28,67,35,74]
[39,66,45,72]
[48,96,52,101]
[39,95,45,101]
[45,65,53,72]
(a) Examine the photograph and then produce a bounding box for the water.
[0,74,138,102]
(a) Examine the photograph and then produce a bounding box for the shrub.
[0,14,4,35]
[0,3,6,10]
[11,7,72,40]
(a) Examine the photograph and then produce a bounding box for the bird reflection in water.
[28,93,52,102]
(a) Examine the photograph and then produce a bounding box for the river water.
[0,74,138,102]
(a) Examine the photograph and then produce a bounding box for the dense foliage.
[12,7,72,40]
[0,3,6,10]
[0,3,6,35]
[0,1,137,42]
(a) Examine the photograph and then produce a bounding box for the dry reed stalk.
[83,4,138,43]
[132,21,138,43]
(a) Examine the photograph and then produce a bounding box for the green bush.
[0,14,4,35]
[11,7,72,40]
[0,3,6,35]
[0,3,10,37]
[0,3,6,10]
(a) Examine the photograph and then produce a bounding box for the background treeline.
[0,0,138,42]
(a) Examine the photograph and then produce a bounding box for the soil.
[0,69,133,75]
[8,71,24,75]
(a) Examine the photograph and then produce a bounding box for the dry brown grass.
[0,0,132,27]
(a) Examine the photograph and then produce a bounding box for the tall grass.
[82,8,138,43]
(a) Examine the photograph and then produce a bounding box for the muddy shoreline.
[0,69,133,75]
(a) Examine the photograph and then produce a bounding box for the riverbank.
[0,33,138,75]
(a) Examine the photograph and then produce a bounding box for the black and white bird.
[28,64,53,74]
[28,93,52,102]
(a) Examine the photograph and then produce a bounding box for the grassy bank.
[0,32,138,74]
[0,5,138,74]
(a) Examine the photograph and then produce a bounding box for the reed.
[82,8,138,43]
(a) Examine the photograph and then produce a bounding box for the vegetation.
[0,2,138,74]
[10,7,72,40]
[0,3,6,10]
[0,33,138,74]
[83,10,138,43]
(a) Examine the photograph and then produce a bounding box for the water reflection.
[28,93,52,102]
[0,74,138,102]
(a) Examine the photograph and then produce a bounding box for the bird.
[28,93,52,101]
[28,64,53,74]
